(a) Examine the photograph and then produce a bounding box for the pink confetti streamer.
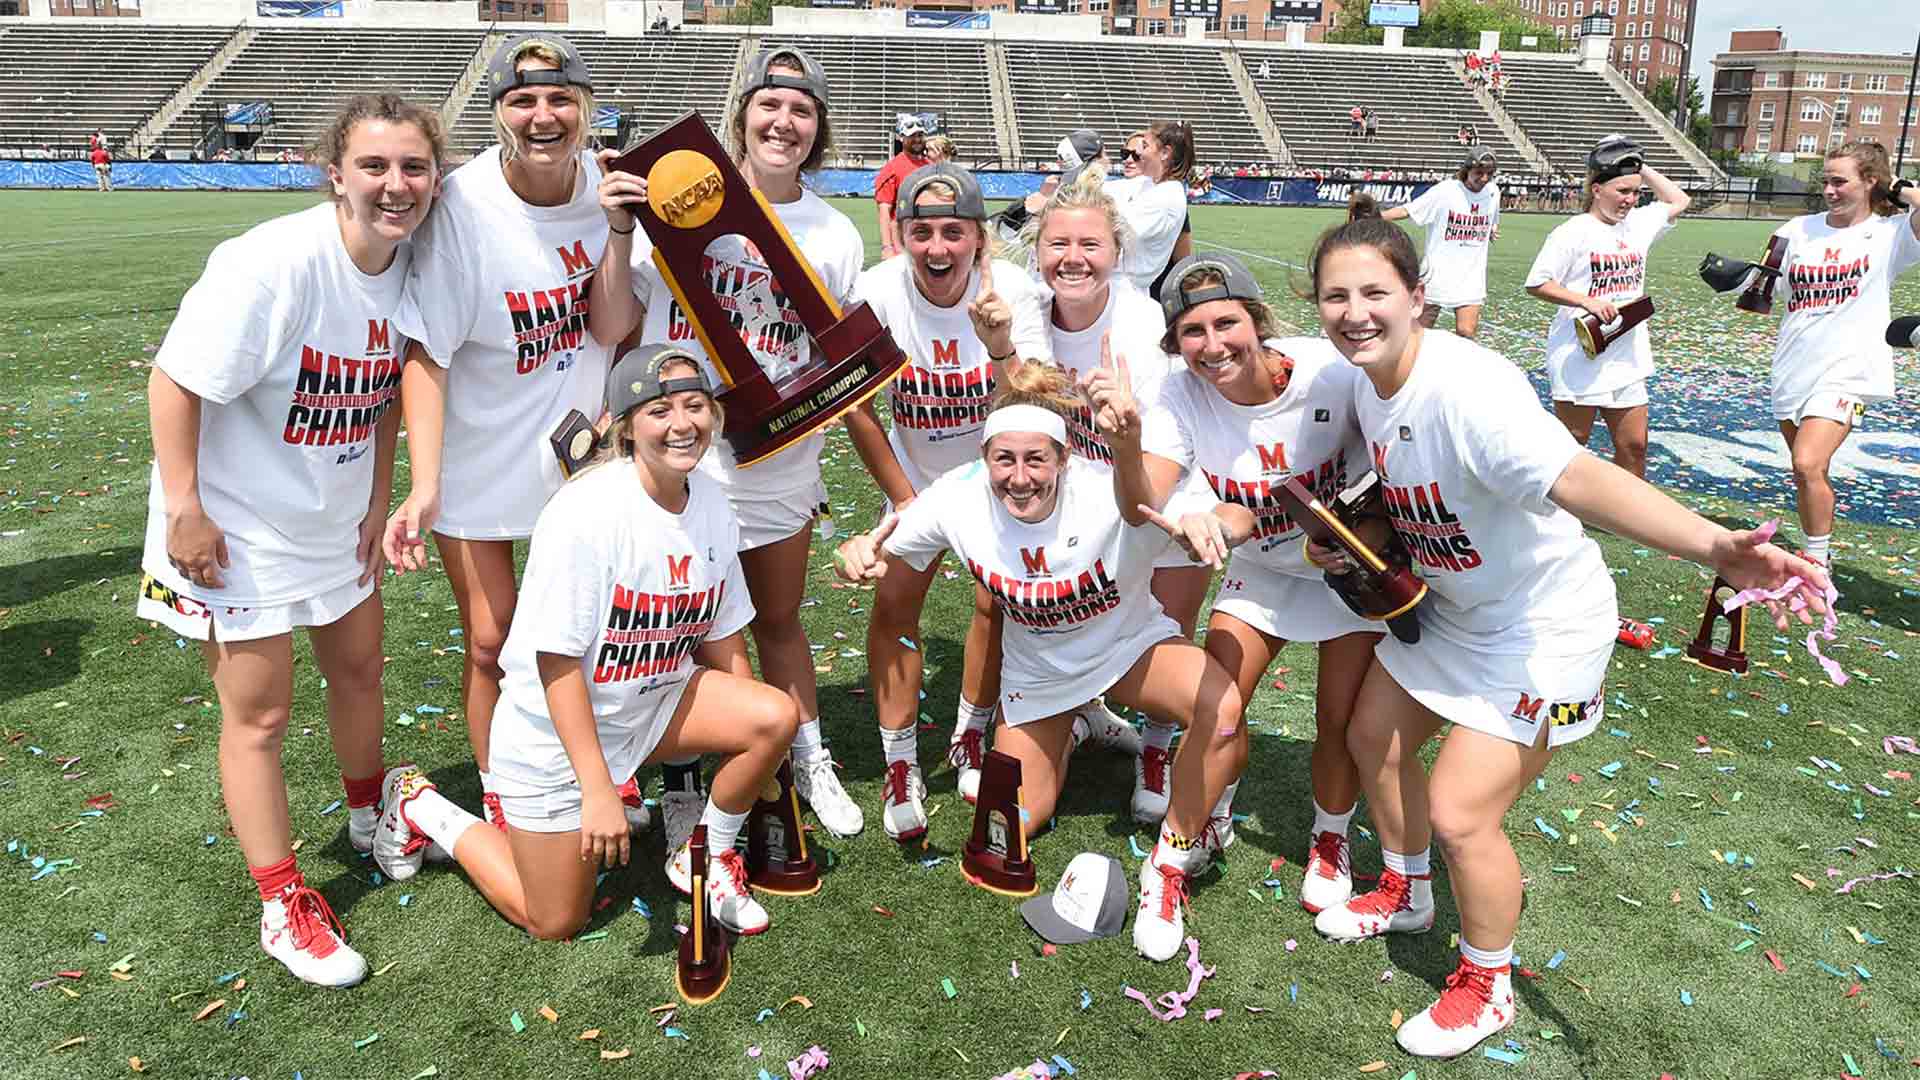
[1884,736,1919,756]
[1122,937,1216,1021]
[1834,868,1915,895]
[787,1045,830,1080]
[1721,571,1848,686]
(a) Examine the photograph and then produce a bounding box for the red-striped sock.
[248,854,302,901]
[342,771,384,810]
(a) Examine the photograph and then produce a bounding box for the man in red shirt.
[90,141,112,193]
[874,114,931,260]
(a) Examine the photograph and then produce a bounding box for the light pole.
[1898,29,1920,173]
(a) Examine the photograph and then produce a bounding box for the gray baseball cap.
[1057,129,1102,169]
[1462,146,1497,171]
[607,345,713,418]
[1159,252,1264,326]
[741,44,831,112]
[487,33,594,103]
[1020,853,1128,945]
[896,162,987,223]
[1588,134,1644,181]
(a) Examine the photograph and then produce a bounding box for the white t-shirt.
[1047,281,1176,466]
[1143,337,1369,577]
[1403,178,1500,306]
[1353,331,1616,655]
[489,463,755,791]
[142,203,408,607]
[394,146,612,540]
[854,255,1052,483]
[1111,177,1188,293]
[1525,202,1673,399]
[884,458,1176,719]
[1769,209,1920,415]
[629,187,865,499]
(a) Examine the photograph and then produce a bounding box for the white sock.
[1461,938,1514,970]
[879,725,917,766]
[1804,533,1831,564]
[1069,711,1092,749]
[1382,846,1431,876]
[954,697,993,736]
[1211,780,1239,820]
[1141,720,1177,752]
[1153,822,1205,870]
[404,787,480,853]
[478,768,494,794]
[1312,799,1356,836]
[348,805,377,838]
[700,802,750,854]
[790,718,825,761]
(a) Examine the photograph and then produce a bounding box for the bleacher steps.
[130,24,255,157]
[984,41,1020,168]
[1452,59,1552,174]
[441,31,509,146]
[1222,49,1293,169]
[719,33,756,146]
[1590,60,1724,182]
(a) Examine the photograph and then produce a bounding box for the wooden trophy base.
[675,935,732,1005]
[961,844,1040,898]
[1576,295,1656,357]
[962,750,1038,897]
[746,760,820,897]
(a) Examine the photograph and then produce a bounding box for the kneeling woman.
[372,347,799,942]
[834,367,1246,963]
[1300,215,1826,1057]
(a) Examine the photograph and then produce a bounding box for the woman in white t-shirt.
[382,35,614,829]
[591,46,888,845]
[1290,213,1825,1059]
[139,95,443,989]
[1382,147,1501,339]
[371,346,798,944]
[1085,251,1378,918]
[1107,120,1196,293]
[833,366,1248,965]
[1754,140,1920,566]
[1523,136,1690,479]
[849,162,1053,842]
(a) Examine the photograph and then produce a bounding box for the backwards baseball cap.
[487,33,593,103]
[896,113,930,138]
[1587,134,1645,181]
[1159,252,1264,326]
[1019,853,1128,945]
[741,44,831,112]
[607,344,713,418]
[896,162,987,223]
[1462,146,1497,171]
[1057,129,1102,171]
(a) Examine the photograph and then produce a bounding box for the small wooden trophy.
[675,825,731,1005]
[1686,576,1749,674]
[1576,296,1656,358]
[745,758,820,896]
[548,410,597,479]
[961,750,1038,898]
[1736,236,1788,315]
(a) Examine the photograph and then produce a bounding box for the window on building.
[1806,72,1826,89]
[1758,101,1774,121]
[1638,42,1649,61]
[1865,74,1889,92]
[1636,67,1647,84]
[1228,12,1245,30]
[1800,100,1823,121]
[1203,13,1218,30]
[1755,133,1770,152]
[1764,71,1779,88]
[1838,73,1853,90]
[1641,20,1650,37]
[1796,134,1818,154]
[1607,0,1616,13]
[1624,21,1635,36]
[1626,0,1635,11]
[1829,131,1844,150]
[1147,17,1164,32]
[1170,16,1184,32]
[1862,104,1882,125]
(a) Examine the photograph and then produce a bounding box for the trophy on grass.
[1575,296,1656,358]
[676,825,731,1005]
[606,112,908,466]
[961,750,1038,898]
[1699,236,1786,315]
[1686,577,1749,674]
[745,758,820,896]
[1273,472,1426,645]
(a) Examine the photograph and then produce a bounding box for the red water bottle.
[1617,618,1654,650]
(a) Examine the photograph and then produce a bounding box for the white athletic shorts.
[1375,631,1610,749]
[1210,552,1377,643]
[488,676,694,832]
[728,478,827,551]
[136,573,374,643]
[1558,379,1648,409]
[1784,388,1867,428]
[999,614,1183,726]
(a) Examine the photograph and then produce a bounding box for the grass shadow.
[0,617,92,704]
[0,545,141,609]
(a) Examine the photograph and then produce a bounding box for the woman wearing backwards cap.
[1523,135,1690,479]
[383,33,621,835]
[373,346,797,944]
[850,161,1054,842]
[593,44,902,859]
[834,365,1248,965]
[1382,148,1501,340]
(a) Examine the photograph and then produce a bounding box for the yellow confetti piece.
[1847,926,1866,945]
[193,999,226,1022]
[1054,1027,1069,1047]
[1389,1009,1403,1029]
[599,1047,631,1060]
[647,1002,677,1014]
[1792,873,1819,891]
[1360,1061,1389,1073]
[374,960,400,977]
[50,1037,87,1053]
[579,1029,602,1041]
[950,1045,972,1064]
[110,971,132,982]
[539,1005,559,1024]
[129,1056,146,1072]
[783,995,814,1010]
[60,986,80,999]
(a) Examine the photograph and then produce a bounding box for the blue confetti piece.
[370,872,383,887]
[1854,964,1871,981]
[1484,1047,1525,1064]
[318,800,342,816]
[216,970,243,984]
[1679,990,1694,1006]
[92,932,106,944]
[664,1026,689,1040]
[1051,1055,1077,1076]
[398,894,412,907]
[1128,835,1149,859]
[632,898,652,919]
[755,1008,775,1023]
[1079,989,1092,1010]
[417,704,445,714]
[1288,982,1298,1003]
[1547,950,1566,970]
[449,628,463,637]
[1817,960,1849,978]
[203,834,218,846]
[1597,761,1624,778]
[1699,888,1714,912]
[1608,728,1631,738]
[1533,817,1561,841]
[898,636,918,651]
[760,1071,777,1080]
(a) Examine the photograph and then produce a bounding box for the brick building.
[1504,0,1693,90]
[1708,28,1916,161]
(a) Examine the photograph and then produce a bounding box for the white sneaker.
[948,726,985,804]
[693,846,770,936]
[1314,868,1435,942]
[1132,848,1194,962]
[1076,700,1142,755]
[372,766,434,882]
[353,803,450,863]
[260,883,366,988]
[881,759,928,842]
[1299,830,1354,914]
[662,789,705,896]
[793,750,864,837]
[618,776,651,835]
[1395,957,1516,1058]
[1133,744,1172,824]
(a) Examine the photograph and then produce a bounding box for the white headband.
[982,404,1068,447]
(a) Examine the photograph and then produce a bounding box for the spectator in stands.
[1524,136,1690,479]
[875,114,932,260]
[1464,50,1483,87]
[1349,104,1364,138]
[90,139,112,193]
[1110,120,1194,294]
[594,43,887,848]
[1382,147,1501,339]
[140,92,443,989]
[925,134,956,165]
[1258,58,1271,80]
[1364,109,1381,143]
[383,34,618,846]
[1121,129,1194,300]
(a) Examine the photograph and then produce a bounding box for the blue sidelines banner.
[0,160,323,190]
[1204,176,1437,207]
[257,0,343,14]
[224,102,274,127]
[905,9,989,28]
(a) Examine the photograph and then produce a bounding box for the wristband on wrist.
[608,221,636,235]
[989,349,1016,363]
[1892,178,1915,204]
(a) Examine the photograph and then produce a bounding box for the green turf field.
[2,190,1917,1080]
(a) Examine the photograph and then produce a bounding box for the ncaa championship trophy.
[1576,296,1657,358]
[676,825,732,1005]
[1686,576,1750,674]
[745,759,821,895]
[962,750,1038,897]
[609,112,908,465]
[1698,237,1786,316]
[1274,473,1426,645]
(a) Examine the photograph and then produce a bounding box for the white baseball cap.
[1020,852,1128,944]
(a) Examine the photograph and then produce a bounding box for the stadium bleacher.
[1494,54,1703,179]
[0,24,232,151]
